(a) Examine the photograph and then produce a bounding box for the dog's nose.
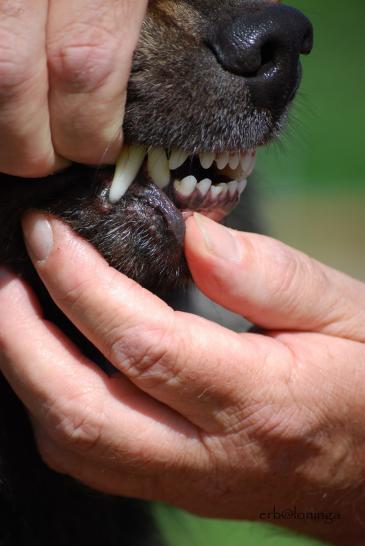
[207,4,313,110]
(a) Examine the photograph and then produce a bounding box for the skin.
[0,212,364,546]
[0,0,147,176]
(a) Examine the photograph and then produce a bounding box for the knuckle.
[54,275,97,315]
[110,318,179,389]
[0,47,35,94]
[59,412,103,454]
[263,240,308,309]
[48,26,119,91]
[275,251,301,297]
[42,393,104,455]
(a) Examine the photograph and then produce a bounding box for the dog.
[0,1,313,545]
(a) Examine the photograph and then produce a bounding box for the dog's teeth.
[199,151,215,169]
[109,145,146,203]
[197,178,212,197]
[238,179,248,194]
[217,182,228,197]
[240,150,256,177]
[169,149,189,170]
[227,180,238,197]
[174,175,197,197]
[216,152,229,170]
[210,185,223,198]
[148,147,170,188]
[228,153,240,170]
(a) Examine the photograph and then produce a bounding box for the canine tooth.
[169,149,189,170]
[109,144,146,203]
[210,185,223,198]
[227,180,238,197]
[216,152,229,170]
[174,175,197,197]
[228,153,240,170]
[199,151,215,169]
[197,178,212,197]
[238,179,248,194]
[147,147,170,189]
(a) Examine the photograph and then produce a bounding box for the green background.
[157,1,364,545]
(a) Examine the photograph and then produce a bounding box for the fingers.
[0,0,62,176]
[185,214,365,342]
[47,0,147,164]
[0,268,110,423]
[0,0,147,176]
[21,212,287,432]
[0,269,204,500]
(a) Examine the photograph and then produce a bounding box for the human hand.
[0,212,364,546]
[0,0,147,177]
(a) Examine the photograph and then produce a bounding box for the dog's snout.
[206,4,313,111]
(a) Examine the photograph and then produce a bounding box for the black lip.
[129,177,185,246]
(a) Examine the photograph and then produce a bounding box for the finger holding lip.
[47,0,148,165]
[185,214,365,342]
[21,211,287,433]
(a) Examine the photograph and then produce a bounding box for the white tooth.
[174,175,197,197]
[216,151,229,170]
[227,180,238,197]
[210,185,223,198]
[197,178,212,197]
[148,147,170,189]
[109,144,146,203]
[169,149,189,170]
[240,150,256,177]
[238,179,248,194]
[217,182,228,197]
[228,153,240,170]
[199,151,215,169]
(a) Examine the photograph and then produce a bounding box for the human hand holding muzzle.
[0,212,364,546]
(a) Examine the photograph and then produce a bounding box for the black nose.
[206,4,313,111]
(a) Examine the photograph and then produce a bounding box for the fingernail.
[193,213,242,263]
[23,213,53,262]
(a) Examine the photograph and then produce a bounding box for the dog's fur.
[0,1,311,544]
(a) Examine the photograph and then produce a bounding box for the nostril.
[205,40,259,78]
[205,39,280,79]
[301,28,314,55]
[206,5,313,81]
[259,41,278,72]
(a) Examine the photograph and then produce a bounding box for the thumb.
[184,213,365,341]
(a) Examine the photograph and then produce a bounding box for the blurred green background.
[258,0,365,281]
[156,1,364,545]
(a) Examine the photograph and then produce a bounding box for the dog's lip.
[128,178,186,245]
[108,144,256,221]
